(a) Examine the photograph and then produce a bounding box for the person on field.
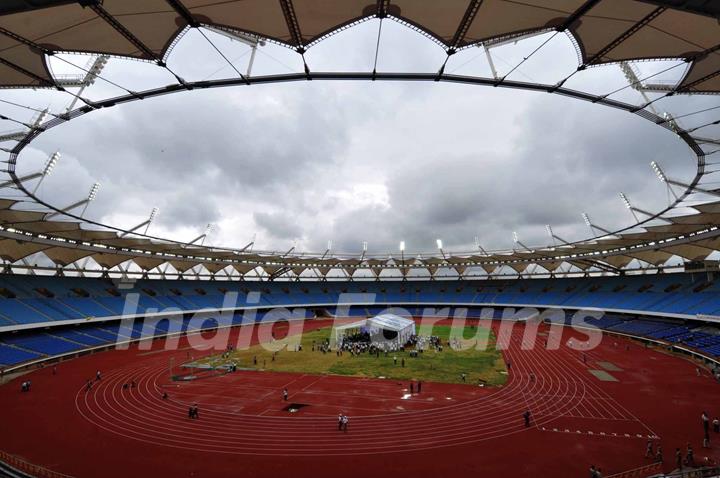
[685,443,694,467]
[283,388,288,401]
[341,414,348,432]
[523,410,531,427]
[645,440,654,458]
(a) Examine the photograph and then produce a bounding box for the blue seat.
[0,344,40,366]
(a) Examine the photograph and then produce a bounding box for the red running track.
[2,320,719,478]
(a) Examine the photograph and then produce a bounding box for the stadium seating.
[1,272,720,367]
[607,319,676,336]
[2,333,83,356]
[0,343,41,366]
[0,272,718,327]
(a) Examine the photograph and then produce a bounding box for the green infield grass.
[196,323,507,386]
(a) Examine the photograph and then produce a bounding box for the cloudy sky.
[3,18,712,256]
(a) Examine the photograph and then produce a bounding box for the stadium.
[0,1,720,477]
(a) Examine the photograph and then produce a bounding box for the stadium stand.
[1,272,720,368]
[1,273,720,324]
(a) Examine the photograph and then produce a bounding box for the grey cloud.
[155,192,222,229]
[254,210,304,242]
[316,91,696,252]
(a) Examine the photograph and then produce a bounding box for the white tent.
[367,314,416,344]
[333,319,368,344]
[334,313,415,347]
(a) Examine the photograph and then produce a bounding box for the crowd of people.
[84,369,104,392]
[590,408,720,476]
[711,364,720,383]
[334,332,443,356]
[337,333,406,354]
[406,334,442,351]
[630,410,720,475]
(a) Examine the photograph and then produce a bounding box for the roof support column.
[279,0,311,78]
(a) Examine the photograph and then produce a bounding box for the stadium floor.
[2,320,719,478]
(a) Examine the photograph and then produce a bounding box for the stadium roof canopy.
[0,0,719,281]
[0,0,719,92]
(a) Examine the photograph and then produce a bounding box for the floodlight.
[327,240,333,251]
[399,241,405,252]
[91,56,108,73]
[362,241,368,252]
[34,108,49,127]
[582,213,591,227]
[662,112,680,133]
[545,225,553,237]
[619,192,631,210]
[192,223,216,246]
[87,182,100,201]
[149,207,159,222]
[436,239,443,249]
[650,161,667,183]
[43,151,60,176]
[86,56,109,86]
[512,231,519,244]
